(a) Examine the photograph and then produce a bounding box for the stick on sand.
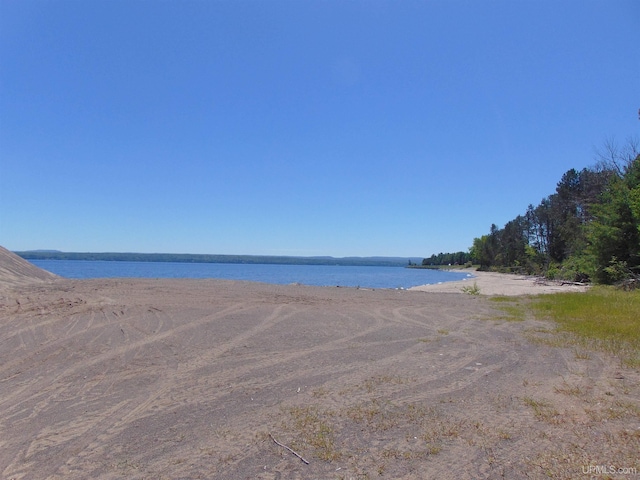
[269,433,309,464]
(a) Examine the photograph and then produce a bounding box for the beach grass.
[530,287,640,366]
[460,281,481,295]
[488,296,526,322]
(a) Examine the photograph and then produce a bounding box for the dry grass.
[275,398,473,467]
[522,396,562,424]
[553,381,586,397]
[273,395,526,474]
[282,405,342,461]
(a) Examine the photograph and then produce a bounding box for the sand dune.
[0,247,58,287]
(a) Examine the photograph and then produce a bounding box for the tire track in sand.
[0,302,247,414]
[2,303,295,479]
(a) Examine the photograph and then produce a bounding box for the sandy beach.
[410,269,590,296]
[1,251,637,479]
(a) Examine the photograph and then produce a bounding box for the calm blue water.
[31,260,474,290]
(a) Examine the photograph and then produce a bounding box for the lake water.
[31,260,475,290]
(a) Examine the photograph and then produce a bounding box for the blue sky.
[1,0,639,257]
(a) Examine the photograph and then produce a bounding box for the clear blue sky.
[1,0,639,258]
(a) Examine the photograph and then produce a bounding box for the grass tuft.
[522,396,562,424]
[461,281,480,295]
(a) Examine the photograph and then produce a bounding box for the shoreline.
[0,269,590,297]
[410,269,590,296]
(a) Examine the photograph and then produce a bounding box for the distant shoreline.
[15,251,421,268]
[406,264,476,270]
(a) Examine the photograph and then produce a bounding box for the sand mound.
[0,246,59,287]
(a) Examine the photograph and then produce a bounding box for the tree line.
[421,251,473,266]
[472,140,640,283]
[424,139,640,284]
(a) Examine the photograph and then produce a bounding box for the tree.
[470,225,501,269]
[586,154,640,283]
[499,216,529,268]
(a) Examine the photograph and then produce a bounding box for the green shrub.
[461,282,480,295]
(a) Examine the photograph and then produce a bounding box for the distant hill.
[15,250,422,267]
[0,246,59,287]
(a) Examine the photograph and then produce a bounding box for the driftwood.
[534,277,588,287]
[269,433,309,464]
[617,277,640,291]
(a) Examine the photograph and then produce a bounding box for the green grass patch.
[488,296,526,322]
[530,287,640,366]
[488,296,515,303]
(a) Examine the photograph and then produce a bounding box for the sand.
[410,269,590,296]
[0,246,59,287]
[1,253,638,479]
